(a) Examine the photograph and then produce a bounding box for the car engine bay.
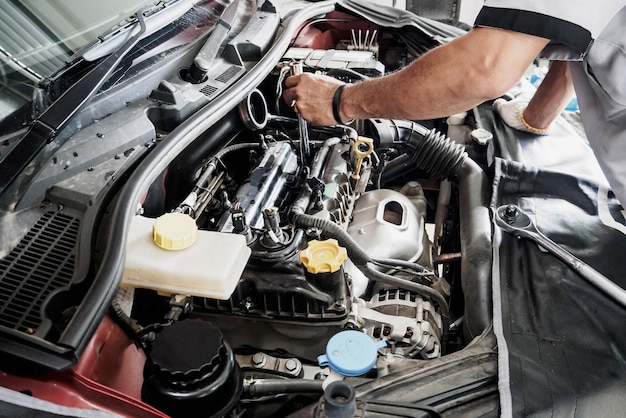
[115,9,493,417]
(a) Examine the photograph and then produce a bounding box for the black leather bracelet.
[332,84,347,125]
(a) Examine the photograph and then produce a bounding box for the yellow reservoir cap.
[152,212,198,250]
[300,239,348,274]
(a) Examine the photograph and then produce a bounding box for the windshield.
[0,0,164,119]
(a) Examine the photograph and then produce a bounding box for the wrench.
[290,61,311,166]
[495,204,626,308]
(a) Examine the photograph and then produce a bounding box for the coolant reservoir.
[122,213,250,299]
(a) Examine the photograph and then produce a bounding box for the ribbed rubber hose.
[376,121,467,183]
[407,128,467,180]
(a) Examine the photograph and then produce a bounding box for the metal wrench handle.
[495,204,626,308]
[290,62,310,166]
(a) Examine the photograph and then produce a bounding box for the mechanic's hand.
[283,73,347,126]
[493,96,549,135]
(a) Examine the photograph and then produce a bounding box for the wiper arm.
[76,0,195,63]
[0,8,150,195]
[187,0,240,83]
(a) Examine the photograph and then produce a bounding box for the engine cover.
[348,188,430,266]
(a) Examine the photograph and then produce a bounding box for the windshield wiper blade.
[0,8,150,195]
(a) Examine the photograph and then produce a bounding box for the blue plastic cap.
[317,331,386,377]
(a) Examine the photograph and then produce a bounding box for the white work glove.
[493,96,549,136]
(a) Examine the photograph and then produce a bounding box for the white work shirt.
[476,2,626,205]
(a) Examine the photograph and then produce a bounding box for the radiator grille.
[0,211,79,333]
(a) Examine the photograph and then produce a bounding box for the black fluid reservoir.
[142,319,242,418]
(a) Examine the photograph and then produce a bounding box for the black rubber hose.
[243,379,323,397]
[371,257,433,275]
[378,120,466,183]
[291,209,370,266]
[406,128,466,180]
[456,158,492,340]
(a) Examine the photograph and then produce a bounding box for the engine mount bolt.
[251,353,266,368]
[285,359,299,372]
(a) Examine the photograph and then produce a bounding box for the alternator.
[358,288,442,359]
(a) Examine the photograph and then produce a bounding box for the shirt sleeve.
[475,0,626,59]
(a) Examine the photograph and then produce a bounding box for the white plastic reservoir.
[122,213,250,299]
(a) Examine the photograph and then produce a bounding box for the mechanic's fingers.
[282,84,298,106]
[282,74,302,106]
[284,73,303,88]
[282,89,294,104]
[492,98,508,111]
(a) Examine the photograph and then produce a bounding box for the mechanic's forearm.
[338,40,492,121]
[522,61,575,129]
[339,28,549,122]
